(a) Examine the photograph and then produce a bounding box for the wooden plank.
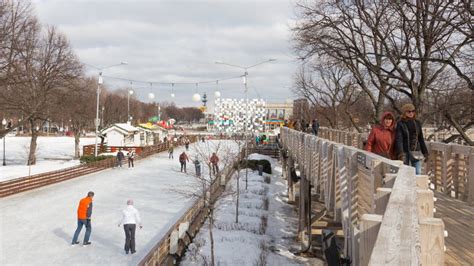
[468,150,474,206]
[375,188,392,215]
[383,173,397,188]
[369,166,419,265]
[420,218,445,266]
[417,189,434,218]
[359,214,383,266]
[416,175,430,190]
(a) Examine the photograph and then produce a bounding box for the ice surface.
[0,140,238,265]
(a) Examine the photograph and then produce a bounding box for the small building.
[101,123,140,147]
[138,123,169,144]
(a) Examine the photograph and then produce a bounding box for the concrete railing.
[280,128,446,265]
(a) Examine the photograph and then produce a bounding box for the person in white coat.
[118,199,142,254]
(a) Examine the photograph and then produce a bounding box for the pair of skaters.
[71,191,142,255]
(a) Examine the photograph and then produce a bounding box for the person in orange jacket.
[71,191,94,246]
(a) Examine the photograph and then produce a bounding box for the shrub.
[80,155,114,164]
[238,159,272,174]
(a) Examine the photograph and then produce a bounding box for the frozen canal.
[0,140,238,265]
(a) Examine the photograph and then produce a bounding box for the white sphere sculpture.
[192,93,201,102]
[148,93,155,99]
[214,91,221,97]
[171,93,175,98]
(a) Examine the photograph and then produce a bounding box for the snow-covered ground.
[181,153,323,265]
[0,140,238,265]
[0,136,96,181]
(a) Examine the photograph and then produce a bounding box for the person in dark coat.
[179,152,189,173]
[395,103,429,174]
[311,119,320,136]
[168,145,174,159]
[365,112,396,159]
[116,149,125,168]
[72,191,94,245]
[210,152,219,175]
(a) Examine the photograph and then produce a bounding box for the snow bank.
[0,136,95,181]
[181,154,323,266]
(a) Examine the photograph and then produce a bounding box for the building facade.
[214,98,266,134]
[264,102,293,130]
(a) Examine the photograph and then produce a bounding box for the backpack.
[179,153,186,162]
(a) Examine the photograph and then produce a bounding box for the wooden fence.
[281,128,446,265]
[139,148,246,266]
[318,127,474,206]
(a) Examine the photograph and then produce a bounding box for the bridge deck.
[434,192,474,265]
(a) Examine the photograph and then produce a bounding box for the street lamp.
[128,88,134,122]
[2,118,6,166]
[86,61,128,157]
[215,59,276,189]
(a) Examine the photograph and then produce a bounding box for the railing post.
[420,218,445,265]
[359,214,382,266]
[468,149,474,206]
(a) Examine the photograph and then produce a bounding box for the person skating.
[179,152,189,173]
[127,150,135,168]
[116,149,125,168]
[185,139,190,151]
[118,199,142,255]
[365,112,396,159]
[168,145,174,159]
[210,152,219,175]
[71,191,94,246]
[395,103,429,175]
[193,158,201,177]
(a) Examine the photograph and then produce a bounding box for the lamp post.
[215,59,276,189]
[2,118,6,166]
[86,62,127,157]
[128,88,134,122]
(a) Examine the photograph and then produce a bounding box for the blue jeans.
[404,152,421,175]
[72,219,91,244]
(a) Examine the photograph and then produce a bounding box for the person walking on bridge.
[118,199,142,255]
[395,104,429,175]
[71,191,94,246]
[365,112,396,159]
[311,119,320,136]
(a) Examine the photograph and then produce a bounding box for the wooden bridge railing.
[281,128,446,265]
[318,127,474,206]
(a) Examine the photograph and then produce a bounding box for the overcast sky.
[32,0,299,109]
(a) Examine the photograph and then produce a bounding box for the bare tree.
[0,0,39,137]
[12,26,82,164]
[293,0,473,143]
[52,77,96,158]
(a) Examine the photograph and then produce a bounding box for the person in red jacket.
[71,191,94,245]
[365,112,396,159]
[210,152,219,175]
